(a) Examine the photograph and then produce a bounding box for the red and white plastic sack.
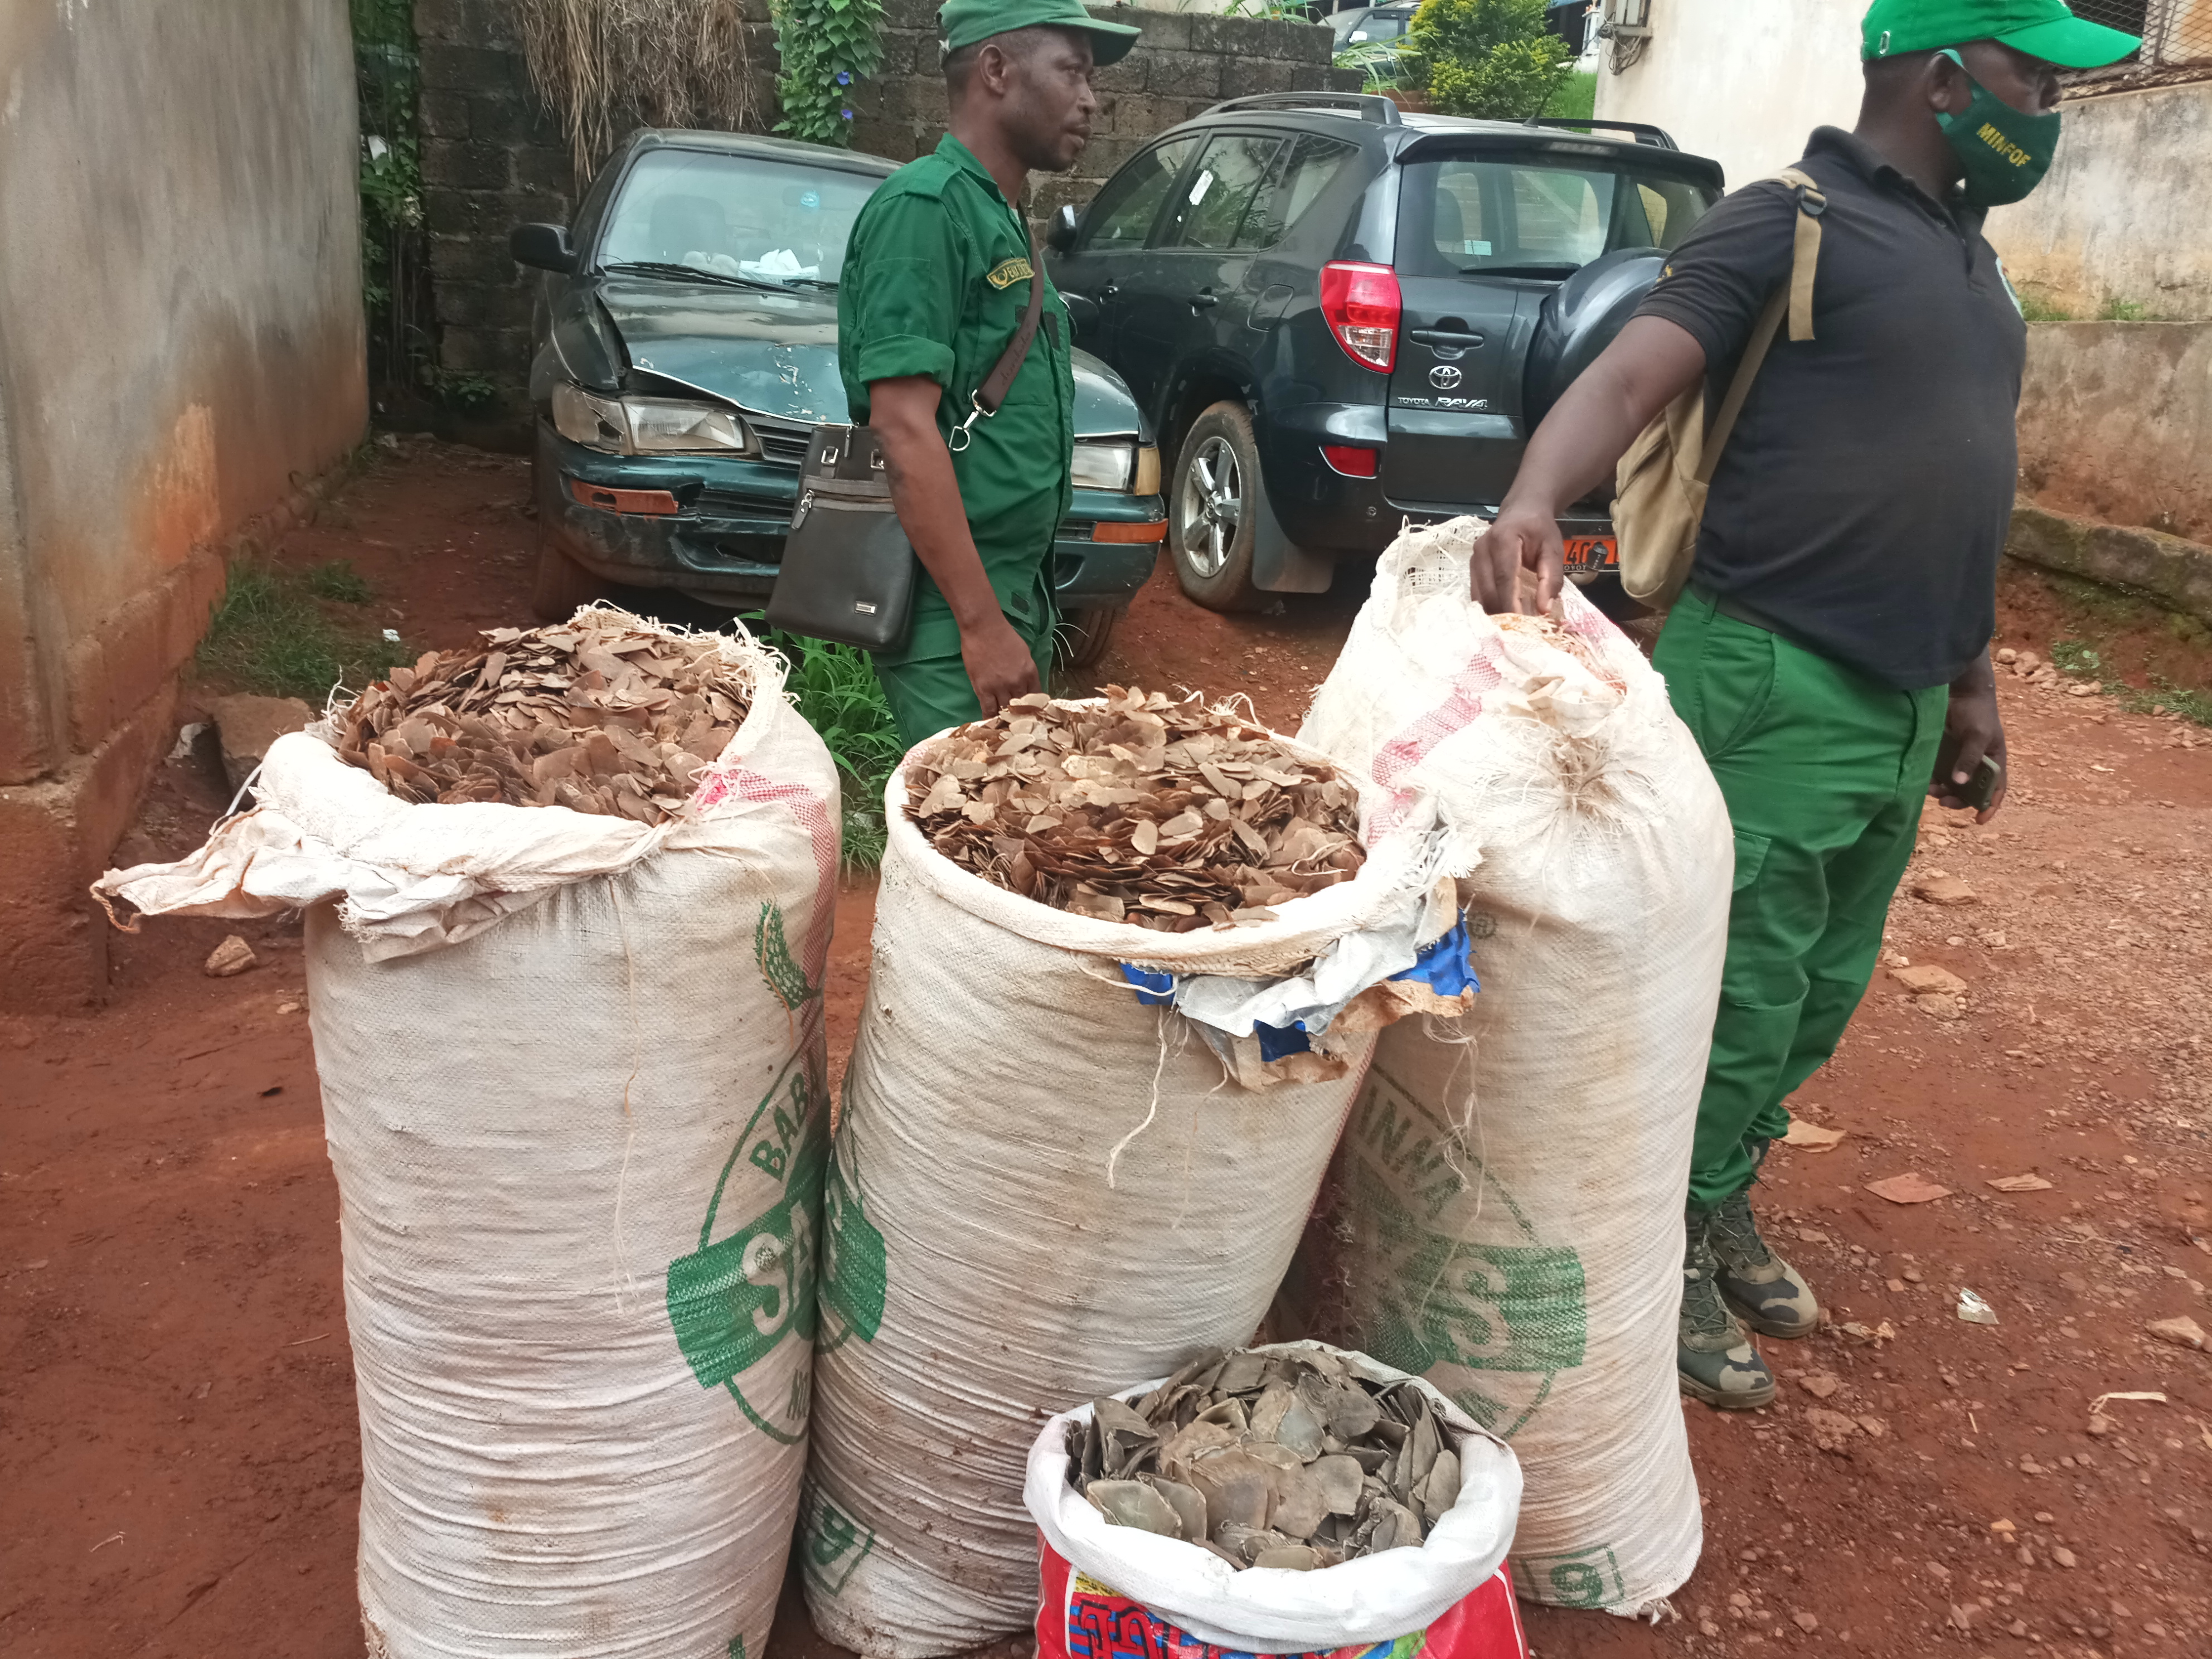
[1027,1345,1526,1659]
[94,613,840,1659]
[1296,523,1733,1614]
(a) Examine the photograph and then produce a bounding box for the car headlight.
[550,381,754,456]
[1070,440,1160,493]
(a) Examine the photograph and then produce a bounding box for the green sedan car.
[510,129,1166,666]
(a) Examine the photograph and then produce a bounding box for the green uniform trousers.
[1655,589,1950,1212]
[872,604,1057,751]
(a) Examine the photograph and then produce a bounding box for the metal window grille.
[2065,0,2212,77]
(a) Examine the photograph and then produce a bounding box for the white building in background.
[1587,0,2212,319]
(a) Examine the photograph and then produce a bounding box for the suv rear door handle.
[1410,328,1485,350]
[1099,280,1119,300]
[1190,290,1219,309]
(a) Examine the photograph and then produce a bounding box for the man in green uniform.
[1466,0,2136,1407]
[837,0,1141,748]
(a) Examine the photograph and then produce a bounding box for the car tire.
[532,528,613,622]
[1056,604,1121,671]
[1168,401,1268,613]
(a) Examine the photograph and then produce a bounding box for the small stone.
[1997,647,2018,664]
[1890,963,1970,995]
[203,935,259,978]
[2053,1546,2078,1569]
[206,693,315,792]
[1792,1611,1818,1633]
[1700,1620,1721,1637]
[2085,1413,2114,1437]
[1798,1371,1843,1399]
[1805,1408,1859,1452]
[2017,1546,2035,1566]
[2145,1314,2206,1351]
[1914,991,1963,1019]
[1913,874,1980,906]
[277,1001,302,1015]
[1903,1267,1924,1283]
[1856,1415,1887,1438]
[2006,1619,2029,1638]
[1888,1277,1908,1291]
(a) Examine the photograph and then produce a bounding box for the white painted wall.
[1592,0,1865,188]
[1985,81,2212,320]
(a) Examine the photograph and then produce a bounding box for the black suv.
[1044,93,1724,612]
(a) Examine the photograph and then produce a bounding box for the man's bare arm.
[868,375,1040,715]
[1471,316,1709,614]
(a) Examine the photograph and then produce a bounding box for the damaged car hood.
[594,276,1142,439]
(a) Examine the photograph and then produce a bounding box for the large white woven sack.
[801,734,1449,1659]
[1027,1342,1521,1653]
[1296,522,1732,1616]
[96,614,841,1659]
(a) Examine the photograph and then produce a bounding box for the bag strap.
[948,235,1047,452]
[1691,168,1825,484]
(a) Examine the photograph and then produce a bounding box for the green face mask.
[1934,50,2061,207]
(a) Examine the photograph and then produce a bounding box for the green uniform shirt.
[838,134,1074,666]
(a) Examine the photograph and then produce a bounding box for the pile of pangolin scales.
[1068,1346,1463,1571]
[334,613,749,823]
[906,687,1365,930]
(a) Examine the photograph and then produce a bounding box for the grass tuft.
[304,559,375,603]
[2097,295,2149,322]
[750,623,902,871]
[197,563,410,705]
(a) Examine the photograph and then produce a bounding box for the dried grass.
[515,0,761,177]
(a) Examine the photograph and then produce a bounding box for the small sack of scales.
[1024,1342,1522,1657]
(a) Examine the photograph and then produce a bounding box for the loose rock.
[202,936,258,978]
[1912,874,1979,906]
[2145,1314,2207,1352]
[1890,963,1970,996]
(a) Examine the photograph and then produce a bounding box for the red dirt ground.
[3,442,2208,1658]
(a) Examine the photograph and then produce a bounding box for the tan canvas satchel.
[1614,168,1826,606]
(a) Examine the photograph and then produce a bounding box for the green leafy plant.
[197,564,410,704]
[2097,295,2148,321]
[2050,637,2103,678]
[1408,0,1572,120]
[2018,292,2073,322]
[351,0,427,392]
[420,367,501,411]
[773,0,886,148]
[750,623,902,869]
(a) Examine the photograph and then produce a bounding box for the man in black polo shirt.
[1469,0,2138,1408]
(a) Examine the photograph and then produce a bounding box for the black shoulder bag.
[765,238,1047,652]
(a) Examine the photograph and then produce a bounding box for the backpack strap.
[1690,167,1826,484]
[1768,166,1826,343]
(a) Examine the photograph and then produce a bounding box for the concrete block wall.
[411,0,1357,419]
[0,0,366,1012]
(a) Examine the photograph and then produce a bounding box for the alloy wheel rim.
[1177,435,1243,580]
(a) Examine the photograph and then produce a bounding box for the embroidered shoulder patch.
[985,256,1034,290]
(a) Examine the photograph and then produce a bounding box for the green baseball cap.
[1862,0,2139,67]
[940,0,1143,67]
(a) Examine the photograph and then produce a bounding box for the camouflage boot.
[1680,1206,1776,1409]
[1710,1149,1821,1338]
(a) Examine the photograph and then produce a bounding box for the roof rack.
[1526,116,1679,150]
[1207,92,1402,126]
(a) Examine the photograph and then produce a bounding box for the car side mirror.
[511,222,577,274]
[1046,204,1081,254]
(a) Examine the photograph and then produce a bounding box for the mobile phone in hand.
[1933,733,2004,813]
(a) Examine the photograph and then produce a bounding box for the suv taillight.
[1320,261,1401,373]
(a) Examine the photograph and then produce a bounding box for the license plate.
[1563,533,1618,571]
